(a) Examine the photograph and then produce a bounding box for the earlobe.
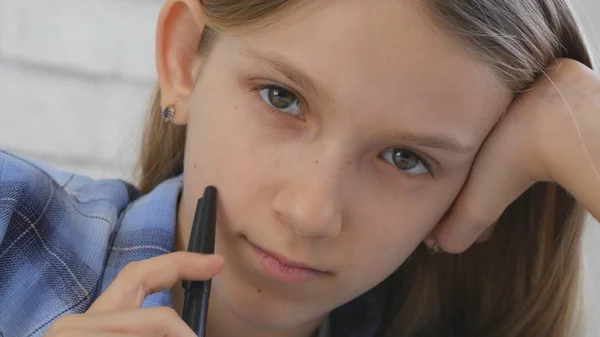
[155,0,207,125]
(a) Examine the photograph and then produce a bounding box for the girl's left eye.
[381,148,431,176]
[258,85,302,117]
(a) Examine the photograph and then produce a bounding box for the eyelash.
[251,83,436,178]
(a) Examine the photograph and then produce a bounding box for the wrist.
[537,61,600,212]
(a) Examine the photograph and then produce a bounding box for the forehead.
[221,0,511,146]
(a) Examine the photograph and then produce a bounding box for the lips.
[256,245,324,271]
[247,240,327,284]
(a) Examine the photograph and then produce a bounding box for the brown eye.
[393,149,419,170]
[381,148,429,175]
[269,87,295,108]
[259,85,302,116]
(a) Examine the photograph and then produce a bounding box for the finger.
[47,308,195,337]
[434,116,536,253]
[88,251,224,313]
[475,224,495,243]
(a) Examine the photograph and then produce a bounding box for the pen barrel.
[182,283,211,336]
[182,188,217,336]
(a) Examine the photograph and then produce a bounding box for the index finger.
[87,252,224,313]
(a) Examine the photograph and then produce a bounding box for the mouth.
[246,239,328,284]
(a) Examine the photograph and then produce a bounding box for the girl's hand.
[432,58,600,253]
[44,252,224,337]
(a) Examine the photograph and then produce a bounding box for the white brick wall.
[0,0,161,179]
[0,0,599,334]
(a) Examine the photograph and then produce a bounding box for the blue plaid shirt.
[0,151,381,337]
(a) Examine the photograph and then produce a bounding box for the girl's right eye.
[258,85,303,118]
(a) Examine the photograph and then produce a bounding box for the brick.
[0,60,154,179]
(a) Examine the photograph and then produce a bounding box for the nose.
[271,158,344,238]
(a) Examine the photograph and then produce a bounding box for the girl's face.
[170,0,512,332]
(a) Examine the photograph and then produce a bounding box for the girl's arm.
[430,59,600,253]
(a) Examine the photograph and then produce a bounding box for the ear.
[156,0,207,125]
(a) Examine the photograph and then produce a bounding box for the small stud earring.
[162,104,176,123]
[426,241,443,255]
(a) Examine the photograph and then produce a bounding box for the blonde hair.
[137,1,594,336]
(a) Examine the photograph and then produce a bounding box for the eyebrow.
[242,48,328,100]
[242,48,471,156]
[394,132,471,154]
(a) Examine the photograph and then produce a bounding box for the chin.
[212,267,327,330]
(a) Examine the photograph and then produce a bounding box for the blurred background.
[0,0,598,334]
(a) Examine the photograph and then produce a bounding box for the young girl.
[1,0,599,336]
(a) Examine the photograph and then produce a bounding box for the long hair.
[136,1,594,336]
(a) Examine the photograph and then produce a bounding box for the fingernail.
[476,227,494,243]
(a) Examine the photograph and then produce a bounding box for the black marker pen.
[181,186,217,336]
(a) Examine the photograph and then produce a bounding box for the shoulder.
[0,150,140,246]
[0,150,139,209]
[0,151,142,335]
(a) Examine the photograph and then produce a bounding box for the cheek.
[182,90,280,227]
[345,176,465,278]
